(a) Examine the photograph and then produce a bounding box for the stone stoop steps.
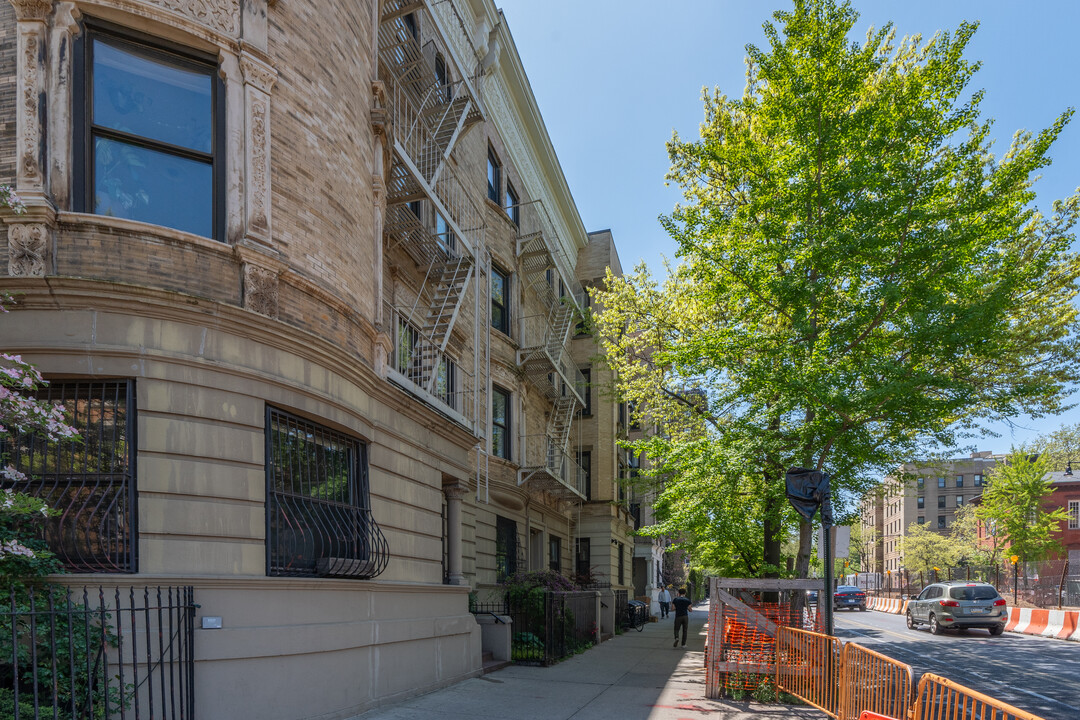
[868,595,1080,642]
[481,650,511,675]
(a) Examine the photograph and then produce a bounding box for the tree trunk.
[763,468,784,602]
[763,492,783,575]
[795,520,813,578]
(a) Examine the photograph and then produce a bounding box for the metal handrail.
[512,199,585,303]
[384,300,476,426]
[518,434,586,499]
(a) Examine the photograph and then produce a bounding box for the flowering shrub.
[0,189,123,715]
[0,291,78,583]
[0,185,25,214]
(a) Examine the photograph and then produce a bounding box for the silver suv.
[906,581,1007,636]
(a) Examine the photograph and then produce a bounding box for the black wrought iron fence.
[874,560,1080,608]
[613,589,627,611]
[470,590,597,666]
[0,585,196,719]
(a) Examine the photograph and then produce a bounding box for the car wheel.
[906,611,915,629]
[990,624,1004,636]
[858,605,866,612]
[929,613,943,635]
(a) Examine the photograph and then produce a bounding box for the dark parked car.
[906,581,1007,635]
[834,585,866,611]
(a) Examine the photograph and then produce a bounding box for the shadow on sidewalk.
[355,601,827,720]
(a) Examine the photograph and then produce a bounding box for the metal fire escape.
[378,0,485,422]
[514,200,588,501]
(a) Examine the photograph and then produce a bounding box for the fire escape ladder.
[421,258,473,394]
[547,395,578,460]
[423,256,472,352]
[430,95,475,185]
[378,2,484,188]
[547,302,575,359]
[380,0,426,24]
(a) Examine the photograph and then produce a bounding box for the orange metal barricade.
[839,642,914,720]
[775,626,843,717]
[912,673,1045,720]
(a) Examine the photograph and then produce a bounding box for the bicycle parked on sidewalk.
[625,600,647,631]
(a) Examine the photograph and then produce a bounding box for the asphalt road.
[833,608,1080,720]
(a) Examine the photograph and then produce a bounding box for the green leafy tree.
[1032,423,1080,473]
[975,451,1068,569]
[0,186,128,716]
[950,504,998,567]
[593,0,1080,582]
[899,522,957,579]
[849,522,879,574]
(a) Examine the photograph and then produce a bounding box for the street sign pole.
[823,523,834,635]
[785,466,834,635]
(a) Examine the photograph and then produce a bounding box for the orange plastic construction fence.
[706,600,820,699]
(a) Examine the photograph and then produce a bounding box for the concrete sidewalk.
[355,601,826,720]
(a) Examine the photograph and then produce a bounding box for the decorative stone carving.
[444,482,468,502]
[248,99,269,232]
[153,0,240,36]
[19,30,42,185]
[7,223,49,277]
[240,55,277,94]
[48,3,81,206]
[8,0,52,21]
[243,263,279,318]
[239,53,276,244]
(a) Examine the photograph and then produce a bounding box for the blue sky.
[496,0,1080,451]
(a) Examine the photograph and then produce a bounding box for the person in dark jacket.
[671,588,693,647]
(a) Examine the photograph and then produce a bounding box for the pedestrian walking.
[657,586,672,618]
[672,588,692,647]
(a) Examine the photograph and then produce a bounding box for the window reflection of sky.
[93,39,212,153]
[94,137,212,238]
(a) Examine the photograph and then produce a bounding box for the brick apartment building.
[972,469,1080,570]
[0,1,650,717]
[861,453,1001,574]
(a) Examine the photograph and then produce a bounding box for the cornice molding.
[2,276,482,454]
[43,574,472,595]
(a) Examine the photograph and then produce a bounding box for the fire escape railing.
[384,300,476,429]
[518,432,587,500]
[378,0,485,433]
[509,200,588,500]
[513,200,587,407]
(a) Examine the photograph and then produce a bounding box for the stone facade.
[863,453,1001,577]
[0,1,636,717]
[570,230,637,593]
